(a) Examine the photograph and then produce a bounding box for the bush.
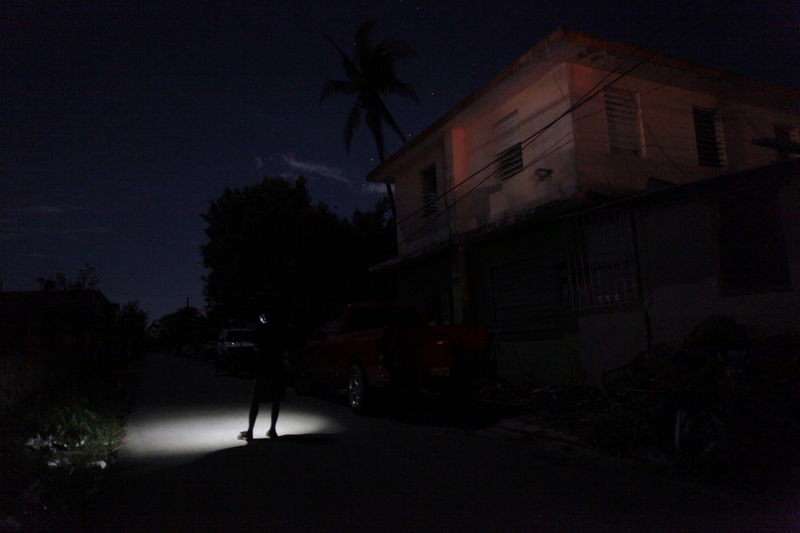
[0,357,135,525]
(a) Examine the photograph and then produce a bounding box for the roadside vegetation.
[0,357,138,529]
[0,269,147,529]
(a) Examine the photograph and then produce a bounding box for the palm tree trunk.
[377,153,397,221]
[384,182,396,221]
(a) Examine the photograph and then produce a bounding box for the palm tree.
[320,19,420,218]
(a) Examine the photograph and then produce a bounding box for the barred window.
[567,210,638,309]
[605,87,644,156]
[421,164,438,216]
[693,106,726,167]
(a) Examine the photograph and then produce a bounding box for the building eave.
[373,160,800,272]
[366,26,800,185]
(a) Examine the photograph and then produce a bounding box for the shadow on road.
[352,393,532,431]
[243,434,338,446]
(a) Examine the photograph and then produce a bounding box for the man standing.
[238,314,286,440]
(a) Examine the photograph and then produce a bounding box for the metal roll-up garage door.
[490,254,559,340]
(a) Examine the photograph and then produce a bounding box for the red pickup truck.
[291,302,489,412]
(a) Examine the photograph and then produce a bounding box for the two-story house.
[367,27,800,386]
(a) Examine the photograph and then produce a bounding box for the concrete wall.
[568,62,800,195]
[578,177,800,384]
[644,180,800,344]
[578,308,648,387]
[395,58,799,260]
[458,63,578,229]
[395,252,453,325]
[394,63,580,257]
[394,134,451,256]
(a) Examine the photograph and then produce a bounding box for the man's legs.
[238,396,260,440]
[268,401,280,438]
[248,398,260,434]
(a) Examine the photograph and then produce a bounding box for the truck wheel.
[348,364,368,413]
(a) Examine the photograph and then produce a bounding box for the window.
[421,164,438,216]
[693,106,726,167]
[567,210,638,309]
[718,188,790,294]
[493,111,523,180]
[605,87,644,155]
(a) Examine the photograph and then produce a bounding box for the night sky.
[3,1,799,321]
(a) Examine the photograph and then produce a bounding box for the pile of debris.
[487,316,799,488]
[598,316,799,485]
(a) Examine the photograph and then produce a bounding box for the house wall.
[569,63,800,196]
[393,64,580,257]
[396,59,799,260]
[395,251,453,325]
[646,180,800,344]
[577,177,800,385]
[385,36,800,389]
[458,63,579,232]
[464,222,582,387]
[394,135,450,256]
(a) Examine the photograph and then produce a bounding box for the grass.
[0,357,138,527]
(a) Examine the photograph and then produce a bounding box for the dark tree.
[116,300,149,357]
[348,196,397,301]
[36,264,99,291]
[201,177,396,339]
[201,177,350,334]
[156,305,207,356]
[320,19,420,218]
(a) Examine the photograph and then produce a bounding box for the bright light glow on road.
[121,405,342,466]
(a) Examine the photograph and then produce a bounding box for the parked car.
[216,328,257,374]
[290,302,490,412]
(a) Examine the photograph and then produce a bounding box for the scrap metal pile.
[599,316,799,482]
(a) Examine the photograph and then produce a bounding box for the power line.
[403,131,575,242]
[395,1,732,245]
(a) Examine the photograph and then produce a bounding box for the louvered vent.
[693,106,726,167]
[498,142,523,180]
[421,164,438,216]
[494,111,523,180]
[605,87,643,155]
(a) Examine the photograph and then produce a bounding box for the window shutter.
[605,87,643,155]
[693,106,726,167]
[421,164,438,216]
[493,112,523,179]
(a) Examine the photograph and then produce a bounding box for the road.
[55,354,798,532]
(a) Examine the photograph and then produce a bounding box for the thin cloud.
[0,230,21,241]
[1,225,113,241]
[361,182,390,194]
[13,204,80,216]
[75,226,113,235]
[276,154,351,186]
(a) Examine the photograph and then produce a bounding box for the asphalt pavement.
[49,354,800,532]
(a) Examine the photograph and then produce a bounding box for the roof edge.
[367,26,800,184]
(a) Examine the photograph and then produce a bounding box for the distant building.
[368,27,800,385]
[0,290,116,357]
